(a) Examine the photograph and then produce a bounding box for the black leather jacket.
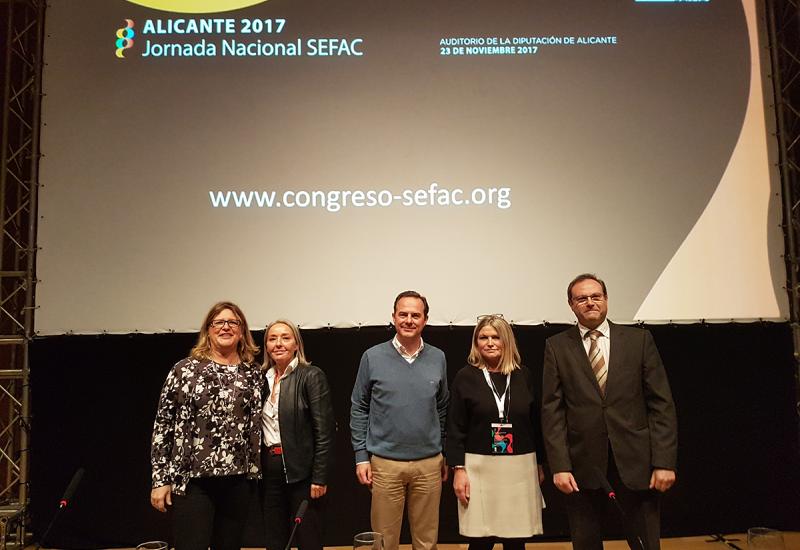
[267,363,334,485]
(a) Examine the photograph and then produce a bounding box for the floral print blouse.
[151,357,263,494]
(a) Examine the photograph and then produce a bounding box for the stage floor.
[39,533,800,550]
[324,532,800,549]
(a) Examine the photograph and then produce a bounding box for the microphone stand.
[283,500,308,550]
[35,468,85,550]
[592,467,645,550]
[605,490,645,550]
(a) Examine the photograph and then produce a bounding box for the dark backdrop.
[29,323,800,548]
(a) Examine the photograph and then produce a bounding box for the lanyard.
[482,369,510,421]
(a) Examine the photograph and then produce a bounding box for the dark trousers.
[172,475,255,550]
[261,449,324,550]
[565,454,661,550]
[466,537,526,550]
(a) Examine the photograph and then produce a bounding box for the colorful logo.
[125,1,269,13]
[115,19,135,58]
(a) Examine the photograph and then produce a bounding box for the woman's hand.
[150,485,172,512]
[310,484,327,499]
[453,468,470,507]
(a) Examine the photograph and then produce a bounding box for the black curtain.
[29,323,800,548]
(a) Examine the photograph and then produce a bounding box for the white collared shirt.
[578,319,610,368]
[261,356,299,446]
[392,335,424,363]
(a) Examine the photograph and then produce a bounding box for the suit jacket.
[541,322,677,491]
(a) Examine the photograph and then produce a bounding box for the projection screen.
[36,0,788,334]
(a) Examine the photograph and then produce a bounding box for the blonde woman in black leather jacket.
[261,319,334,550]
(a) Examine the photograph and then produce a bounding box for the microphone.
[284,499,310,550]
[294,499,308,524]
[36,467,86,550]
[59,467,85,508]
[593,466,617,500]
[591,467,645,550]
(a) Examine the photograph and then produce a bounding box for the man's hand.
[553,471,579,494]
[440,462,449,482]
[537,464,545,485]
[356,463,372,487]
[150,485,172,512]
[649,468,676,492]
[453,469,470,506]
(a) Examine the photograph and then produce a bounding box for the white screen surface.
[36,0,788,334]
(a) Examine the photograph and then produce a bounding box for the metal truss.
[0,0,44,547]
[767,0,800,434]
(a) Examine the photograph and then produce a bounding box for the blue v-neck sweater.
[350,341,449,463]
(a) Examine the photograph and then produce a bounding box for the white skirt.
[457,452,545,538]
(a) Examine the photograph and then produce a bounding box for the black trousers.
[172,475,255,550]
[261,449,324,550]
[565,453,661,550]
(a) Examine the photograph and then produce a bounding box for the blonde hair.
[190,301,260,363]
[263,319,309,370]
[467,316,521,375]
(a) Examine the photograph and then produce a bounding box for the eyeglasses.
[209,319,242,329]
[477,313,504,321]
[572,294,606,306]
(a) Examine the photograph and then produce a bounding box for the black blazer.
[541,322,677,491]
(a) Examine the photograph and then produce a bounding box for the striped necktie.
[587,330,607,396]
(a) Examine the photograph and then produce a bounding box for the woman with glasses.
[260,319,334,550]
[446,315,546,550]
[150,301,262,550]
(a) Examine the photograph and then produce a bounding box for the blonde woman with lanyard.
[446,315,546,550]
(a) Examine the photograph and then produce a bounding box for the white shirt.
[392,335,424,364]
[578,319,610,368]
[261,356,298,446]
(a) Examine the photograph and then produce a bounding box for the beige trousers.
[370,454,443,550]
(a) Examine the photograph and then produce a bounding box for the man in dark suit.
[541,273,678,550]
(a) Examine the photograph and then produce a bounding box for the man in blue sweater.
[350,290,449,550]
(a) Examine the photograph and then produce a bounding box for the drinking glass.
[748,527,786,549]
[354,531,383,550]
